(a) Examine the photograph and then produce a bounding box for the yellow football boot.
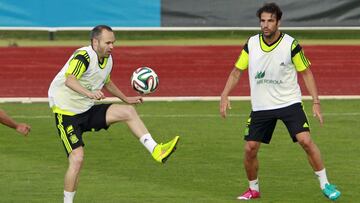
[152,136,180,163]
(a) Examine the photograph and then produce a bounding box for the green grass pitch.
[0,100,359,202]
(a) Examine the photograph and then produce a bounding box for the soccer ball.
[131,67,159,95]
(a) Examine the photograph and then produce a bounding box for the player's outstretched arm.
[0,109,31,136]
[220,68,243,118]
[105,80,143,104]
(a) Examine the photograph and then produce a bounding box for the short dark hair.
[256,2,282,21]
[90,25,113,40]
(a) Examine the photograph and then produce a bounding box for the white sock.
[64,190,76,203]
[249,178,259,192]
[315,168,329,189]
[139,133,157,153]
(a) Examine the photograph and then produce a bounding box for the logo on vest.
[255,70,283,85]
[255,71,265,79]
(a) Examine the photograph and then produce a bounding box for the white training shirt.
[48,45,113,115]
[247,34,302,111]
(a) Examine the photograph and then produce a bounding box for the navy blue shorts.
[54,103,112,156]
[244,103,310,144]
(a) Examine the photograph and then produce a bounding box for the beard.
[262,29,277,39]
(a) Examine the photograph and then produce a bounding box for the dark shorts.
[54,103,112,156]
[244,103,310,144]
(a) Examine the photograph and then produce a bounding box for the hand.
[16,123,31,136]
[220,96,231,118]
[88,90,105,100]
[312,103,323,126]
[125,96,143,104]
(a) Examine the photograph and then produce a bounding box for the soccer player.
[48,25,179,203]
[0,108,31,136]
[219,3,340,201]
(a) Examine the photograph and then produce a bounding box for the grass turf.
[2,30,360,40]
[0,100,359,202]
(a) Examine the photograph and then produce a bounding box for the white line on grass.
[1,95,360,103]
[12,112,360,119]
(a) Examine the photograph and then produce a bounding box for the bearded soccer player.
[220,3,340,201]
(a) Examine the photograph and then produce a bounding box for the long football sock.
[140,133,157,153]
[249,178,259,192]
[64,190,76,203]
[315,168,329,189]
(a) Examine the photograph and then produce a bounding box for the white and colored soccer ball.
[131,67,159,95]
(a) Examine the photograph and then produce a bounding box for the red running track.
[0,45,359,97]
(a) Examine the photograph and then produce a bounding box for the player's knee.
[69,150,84,170]
[298,136,313,149]
[107,104,140,123]
[122,105,138,119]
[244,142,259,157]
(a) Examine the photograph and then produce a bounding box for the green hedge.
[1,30,360,41]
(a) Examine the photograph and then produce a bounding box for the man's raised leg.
[105,104,179,163]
